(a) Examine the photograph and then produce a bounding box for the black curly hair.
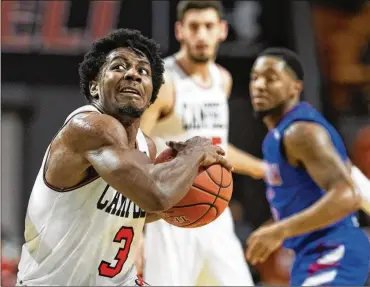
[79,28,164,104]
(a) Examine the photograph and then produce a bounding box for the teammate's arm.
[64,113,231,213]
[219,65,267,179]
[277,122,362,237]
[227,144,267,179]
[143,133,161,223]
[140,71,175,135]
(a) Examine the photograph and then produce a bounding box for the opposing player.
[246,47,370,286]
[139,1,265,285]
[16,28,232,286]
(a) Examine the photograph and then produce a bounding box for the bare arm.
[276,122,361,238]
[218,65,267,179]
[64,113,227,213]
[142,133,161,223]
[140,71,175,135]
[227,144,267,179]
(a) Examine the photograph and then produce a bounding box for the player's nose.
[124,68,142,83]
[254,77,267,91]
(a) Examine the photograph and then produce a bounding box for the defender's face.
[176,8,227,63]
[95,47,153,117]
[249,56,295,112]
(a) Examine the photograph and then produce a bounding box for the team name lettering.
[97,185,146,219]
[265,163,283,186]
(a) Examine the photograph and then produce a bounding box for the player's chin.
[118,103,146,118]
[252,102,270,112]
[191,53,210,63]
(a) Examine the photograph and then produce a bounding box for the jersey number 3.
[98,226,134,278]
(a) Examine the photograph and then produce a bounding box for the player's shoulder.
[216,64,233,97]
[285,121,326,141]
[216,64,232,82]
[284,121,331,156]
[63,112,127,151]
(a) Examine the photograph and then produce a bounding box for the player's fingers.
[249,242,267,265]
[245,237,258,261]
[258,248,273,264]
[216,155,234,171]
[214,145,226,156]
[166,141,186,151]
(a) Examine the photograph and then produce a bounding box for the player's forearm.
[227,144,266,179]
[150,151,204,210]
[276,183,361,238]
[145,213,161,223]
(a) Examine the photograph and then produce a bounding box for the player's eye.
[138,67,149,75]
[268,74,278,81]
[113,64,125,70]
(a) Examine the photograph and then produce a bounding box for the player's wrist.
[275,220,293,239]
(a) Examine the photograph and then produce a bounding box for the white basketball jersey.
[151,56,229,153]
[17,105,149,286]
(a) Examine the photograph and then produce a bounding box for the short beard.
[189,53,209,64]
[118,106,145,118]
[253,103,285,121]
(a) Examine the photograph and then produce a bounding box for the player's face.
[176,8,227,63]
[92,47,153,118]
[249,56,299,113]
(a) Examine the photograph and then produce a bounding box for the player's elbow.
[349,187,362,210]
[336,184,362,213]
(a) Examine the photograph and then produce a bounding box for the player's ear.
[175,21,183,42]
[219,20,228,42]
[89,81,99,99]
[292,80,303,96]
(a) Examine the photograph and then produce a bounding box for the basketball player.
[16,28,232,286]
[246,47,370,286]
[139,1,265,285]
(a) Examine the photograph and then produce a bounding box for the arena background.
[2,0,370,285]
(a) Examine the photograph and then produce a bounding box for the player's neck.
[124,119,141,148]
[263,101,298,130]
[91,102,140,147]
[175,51,211,82]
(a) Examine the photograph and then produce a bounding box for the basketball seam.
[181,166,224,228]
[191,184,230,202]
[205,167,232,188]
[169,203,214,208]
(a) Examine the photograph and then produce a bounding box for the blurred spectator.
[1,228,21,287]
[352,126,370,178]
[311,0,370,114]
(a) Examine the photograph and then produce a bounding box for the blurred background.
[1,0,370,285]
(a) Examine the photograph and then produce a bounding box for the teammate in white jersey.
[16,28,233,286]
[138,1,266,286]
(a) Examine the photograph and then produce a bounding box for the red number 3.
[98,226,134,278]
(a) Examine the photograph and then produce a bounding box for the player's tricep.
[285,123,352,190]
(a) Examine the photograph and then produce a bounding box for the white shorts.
[143,207,254,286]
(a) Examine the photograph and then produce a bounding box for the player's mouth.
[195,44,209,51]
[252,94,269,105]
[118,87,142,98]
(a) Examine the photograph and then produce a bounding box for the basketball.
[154,148,233,228]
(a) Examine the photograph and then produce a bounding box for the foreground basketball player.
[246,47,370,286]
[16,28,232,286]
[139,1,264,285]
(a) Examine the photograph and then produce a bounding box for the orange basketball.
[155,148,233,228]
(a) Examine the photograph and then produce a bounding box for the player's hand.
[245,223,285,265]
[166,137,233,171]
